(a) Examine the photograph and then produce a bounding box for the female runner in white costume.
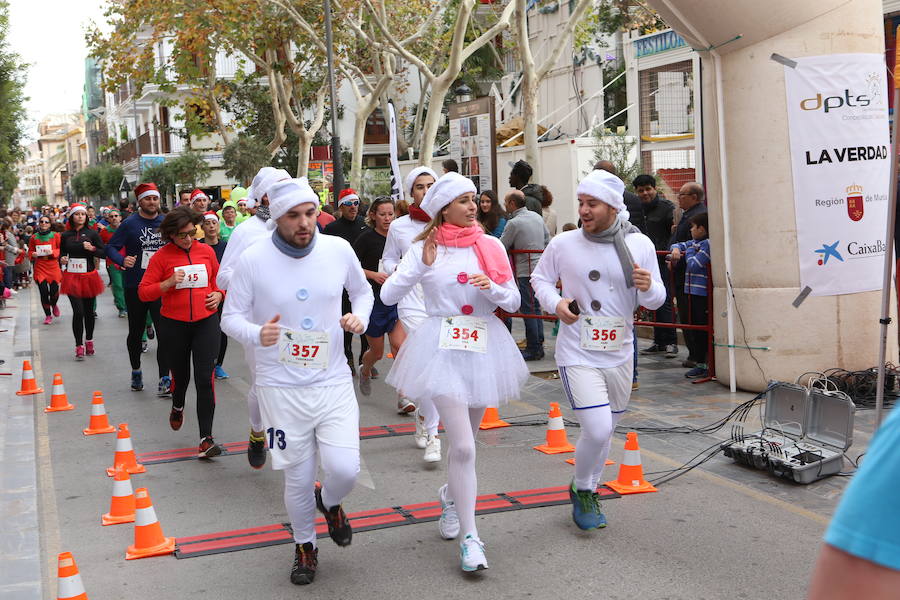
[381,172,528,572]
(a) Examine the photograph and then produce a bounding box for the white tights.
[283,443,359,546]
[573,407,624,491]
[418,397,441,436]
[432,396,484,539]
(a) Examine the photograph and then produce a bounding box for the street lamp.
[455,84,473,103]
[324,0,344,200]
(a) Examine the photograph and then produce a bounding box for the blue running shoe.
[214,365,229,379]
[569,480,606,530]
[158,375,172,397]
[131,370,143,391]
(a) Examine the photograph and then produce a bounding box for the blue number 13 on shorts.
[266,427,286,450]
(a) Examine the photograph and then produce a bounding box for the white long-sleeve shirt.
[221,234,374,388]
[381,238,520,318]
[216,215,268,291]
[531,229,666,369]
[381,214,427,320]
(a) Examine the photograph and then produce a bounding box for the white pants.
[283,444,359,546]
[400,312,439,436]
[245,346,262,431]
[559,363,632,490]
[256,382,360,470]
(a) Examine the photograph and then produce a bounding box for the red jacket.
[138,240,222,322]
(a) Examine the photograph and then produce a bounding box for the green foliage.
[32,195,47,209]
[167,151,211,188]
[141,162,177,205]
[223,135,270,186]
[0,1,28,206]
[592,130,639,189]
[70,172,87,198]
[101,164,125,196]
[81,166,104,197]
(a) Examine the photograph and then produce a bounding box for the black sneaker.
[640,344,665,354]
[248,432,267,469]
[315,484,352,546]
[146,324,155,340]
[290,542,318,585]
[198,437,222,458]
[131,370,144,391]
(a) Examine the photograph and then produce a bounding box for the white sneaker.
[424,434,441,462]
[413,408,427,449]
[459,534,488,571]
[438,484,460,540]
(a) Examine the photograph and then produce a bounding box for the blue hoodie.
[105,212,165,288]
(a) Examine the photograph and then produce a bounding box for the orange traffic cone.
[533,402,575,454]
[83,391,115,435]
[44,373,74,412]
[102,464,136,526]
[479,407,510,430]
[105,424,146,477]
[565,458,615,466]
[16,360,44,396]
[55,551,88,600]
[126,487,175,560]
[604,432,657,494]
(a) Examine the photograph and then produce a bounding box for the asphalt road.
[18,285,858,600]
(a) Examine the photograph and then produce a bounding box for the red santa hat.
[67,203,88,217]
[203,211,219,223]
[135,182,160,201]
[338,188,360,206]
[190,189,210,204]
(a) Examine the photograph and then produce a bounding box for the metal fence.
[497,248,716,384]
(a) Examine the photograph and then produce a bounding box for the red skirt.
[61,270,104,298]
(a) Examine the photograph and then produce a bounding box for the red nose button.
[461,305,474,315]
[457,272,468,284]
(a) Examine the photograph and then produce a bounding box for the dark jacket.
[323,215,369,245]
[623,190,645,232]
[642,194,676,251]
[60,227,106,272]
[520,183,544,216]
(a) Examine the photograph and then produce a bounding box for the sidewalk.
[0,288,43,599]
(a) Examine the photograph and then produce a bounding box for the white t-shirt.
[531,229,666,369]
[381,214,427,321]
[221,234,374,388]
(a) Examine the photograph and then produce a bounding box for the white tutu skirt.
[386,314,529,408]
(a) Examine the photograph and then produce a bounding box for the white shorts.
[559,362,633,413]
[256,382,359,470]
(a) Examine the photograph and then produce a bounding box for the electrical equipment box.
[722,382,855,484]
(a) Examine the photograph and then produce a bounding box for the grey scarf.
[272,228,316,258]
[581,215,639,287]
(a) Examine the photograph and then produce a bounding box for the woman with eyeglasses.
[59,204,106,360]
[28,216,63,324]
[139,206,225,458]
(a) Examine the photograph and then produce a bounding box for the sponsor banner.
[784,54,891,296]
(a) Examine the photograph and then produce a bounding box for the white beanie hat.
[419,172,477,219]
[266,178,319,229]
[247,167,290,209]
[576,169,626,212]
[404,166,438,198]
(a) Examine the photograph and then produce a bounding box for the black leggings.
[160,314,220,439]
[38,281,60,316]
[68,296,96,346]
[124,287,168,377]
[216,306,227,366]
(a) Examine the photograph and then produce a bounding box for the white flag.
[387,100,404,203]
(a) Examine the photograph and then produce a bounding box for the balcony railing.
[116,132,153,164]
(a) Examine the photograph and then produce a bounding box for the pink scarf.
[435,223,513,284]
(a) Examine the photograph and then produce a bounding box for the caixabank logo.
[814,241,843,266]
